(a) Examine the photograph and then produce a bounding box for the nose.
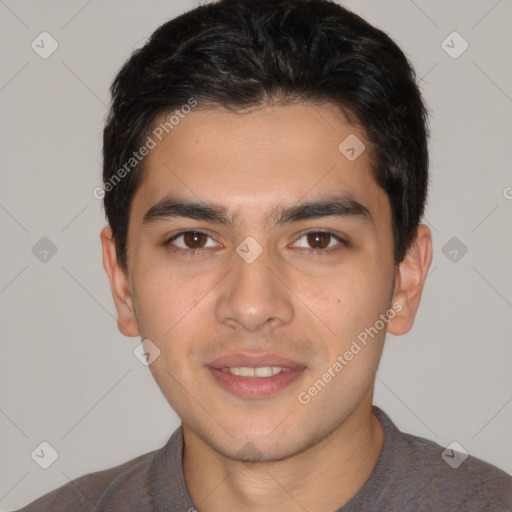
[215,244,294,332]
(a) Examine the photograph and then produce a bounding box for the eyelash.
[163,230,347,256]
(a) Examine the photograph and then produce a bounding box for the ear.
[387,224,433,336]
[100,226,140,337]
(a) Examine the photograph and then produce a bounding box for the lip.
[205,352,307,399]
[206,352,305,370]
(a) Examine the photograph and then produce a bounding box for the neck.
[182,399,384,512]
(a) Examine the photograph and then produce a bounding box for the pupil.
[308,232,329,249]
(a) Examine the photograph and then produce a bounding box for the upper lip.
[206,352,306,370]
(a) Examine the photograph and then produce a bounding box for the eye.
[165,231,220,251]
[291,231,345,252]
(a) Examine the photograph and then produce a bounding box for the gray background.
[0,0,511,509]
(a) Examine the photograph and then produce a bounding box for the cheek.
[299,263,390,341]
[132,263,200,342]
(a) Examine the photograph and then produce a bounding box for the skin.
[101,103,432,511]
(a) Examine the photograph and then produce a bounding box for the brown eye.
[167,231,219,251]
[183,231,208,249]
[307,232,332,249]
[291,231,345,253]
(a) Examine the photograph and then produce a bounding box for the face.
[103,103,421,462]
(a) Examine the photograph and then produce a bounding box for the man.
[17,0,512,510]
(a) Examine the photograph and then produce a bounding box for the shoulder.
[14,448,159,512]
[397,426,512,510]
[372,407,512,511]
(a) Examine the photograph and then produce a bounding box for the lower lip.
[206,367,306,398]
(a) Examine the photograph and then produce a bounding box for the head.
[101,0,432,461]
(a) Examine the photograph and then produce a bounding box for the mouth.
[205,352,307,399]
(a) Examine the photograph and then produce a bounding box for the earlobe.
[387,224,433,336]
[100,227,140,337]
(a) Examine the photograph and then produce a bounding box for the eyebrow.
[142,194,374,228]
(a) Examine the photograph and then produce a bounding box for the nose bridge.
[215,240,294,331]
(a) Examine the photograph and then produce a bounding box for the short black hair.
[103,0,429,270]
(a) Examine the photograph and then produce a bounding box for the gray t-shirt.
[15,407,512,511]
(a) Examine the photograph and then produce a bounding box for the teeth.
[221,366,291,377]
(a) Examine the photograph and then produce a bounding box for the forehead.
[130,103,390,228]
